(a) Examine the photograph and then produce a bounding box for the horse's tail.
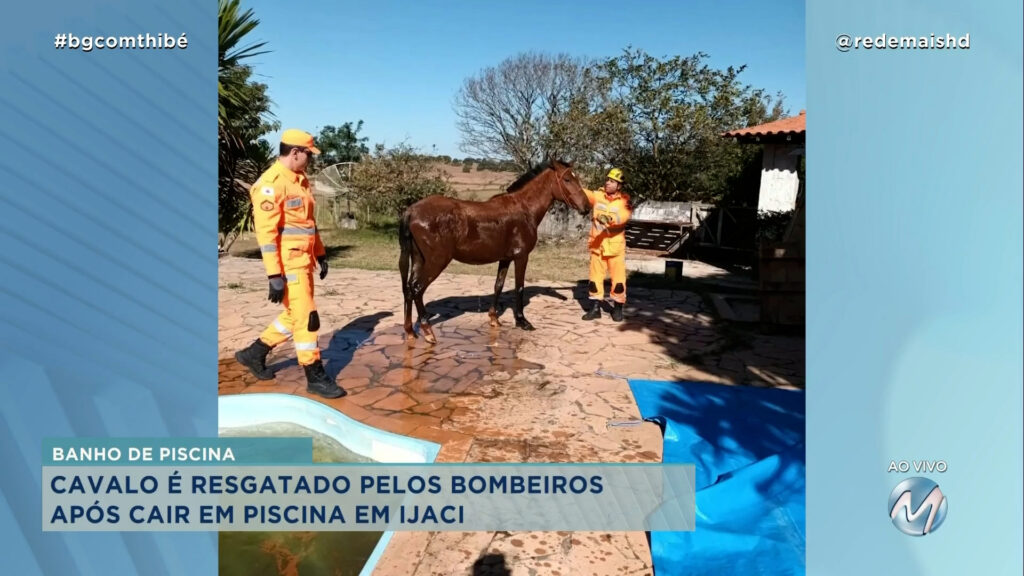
[398,209,413,299]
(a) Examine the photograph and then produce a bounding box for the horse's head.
[548,159,591,216]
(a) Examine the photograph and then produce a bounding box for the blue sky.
[242,0,805,158]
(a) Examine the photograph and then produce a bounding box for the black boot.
[612,302,624,322]
[235,339,275,380]
[582,300,601,321]
[304,360,346,399]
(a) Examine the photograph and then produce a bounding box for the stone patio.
[217,255,804,575]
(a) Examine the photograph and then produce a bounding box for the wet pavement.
[218,255,804,575]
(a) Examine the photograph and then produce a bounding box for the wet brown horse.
[399,159,591,344]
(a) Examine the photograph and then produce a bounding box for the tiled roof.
[722,110,805,138]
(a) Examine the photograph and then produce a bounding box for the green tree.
[316,121,370,166]
[218,0,278,240]
[218,0,268,130]
[549,48,785,203]
[348,143,454,221]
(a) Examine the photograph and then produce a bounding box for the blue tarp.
[628,379,806,576]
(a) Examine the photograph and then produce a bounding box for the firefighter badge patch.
[260,200,275,212]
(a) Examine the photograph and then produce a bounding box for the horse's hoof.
[515,320,536,331]
[488,309,502,327]
[424,333,437,345]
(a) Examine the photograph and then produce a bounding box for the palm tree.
[219,0,268,129]
[218,0,277,248]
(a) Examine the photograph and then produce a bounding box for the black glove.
[268,275,286,303]
[317,257,329,280]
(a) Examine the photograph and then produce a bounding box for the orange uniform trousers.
[251,160,326,366]
[584,188,632,304]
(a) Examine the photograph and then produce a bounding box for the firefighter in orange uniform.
[234,129,345,398]
[582,167,632,322]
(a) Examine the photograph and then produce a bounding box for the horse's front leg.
[513,256,535,331]
[489,260,511,327]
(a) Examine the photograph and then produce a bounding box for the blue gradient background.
[0,0,1021,575]
[807,1,1022,575]
[0,1,217,574]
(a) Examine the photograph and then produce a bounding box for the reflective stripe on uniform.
[273,319,291,335]
[285,198,303,208]
[294,342,318,351]
[260,244,277,253]
[286,274,298,283]
[281,227,316,236]
[593,203,609,233]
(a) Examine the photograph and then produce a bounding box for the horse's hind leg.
[512,255,535,331]
[401,255,416,343]
[489,260,511,327]
[410,255,450,345]
[413,293,435,344]
[403,295,416,343]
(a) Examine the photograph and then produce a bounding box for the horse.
[398,159,591,344]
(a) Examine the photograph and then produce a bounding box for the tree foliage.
[348,144,454,220]
[457,48,788,204]
[578,48,786,202]
[218,0,268,130]
[316,121,370,166]
[218,0,278,237]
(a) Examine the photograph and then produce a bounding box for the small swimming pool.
[218,393,442,576]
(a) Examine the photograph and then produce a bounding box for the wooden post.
[758,241,805,326]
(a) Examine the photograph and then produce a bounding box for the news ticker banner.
[42,438,695,532]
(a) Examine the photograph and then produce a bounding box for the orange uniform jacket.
[585,188,633,257]
[250,160,326,277]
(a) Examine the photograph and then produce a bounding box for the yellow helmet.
[606,168,623,182]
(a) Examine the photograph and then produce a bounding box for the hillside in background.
[437,163,519,201]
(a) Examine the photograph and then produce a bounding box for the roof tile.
[722,110,805,137]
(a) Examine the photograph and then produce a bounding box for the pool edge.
[217,393,443,576]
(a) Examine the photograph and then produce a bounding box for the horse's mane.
[503,161,566,194]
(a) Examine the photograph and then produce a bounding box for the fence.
[689,204,759,252]
[537,204,589,239]
[311,163,357,231]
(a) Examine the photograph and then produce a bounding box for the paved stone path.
[217,255,804,575]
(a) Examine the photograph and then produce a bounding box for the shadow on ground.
[396,266,802,390]
[472,553,511,576]
[415,285,571,326]
[265,311,393,378]
[566,275,804,389]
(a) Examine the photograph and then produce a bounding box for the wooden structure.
[625,201,698,253]
[758,239,804,326]
[722,110,807,326]
[722,110,806,215]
